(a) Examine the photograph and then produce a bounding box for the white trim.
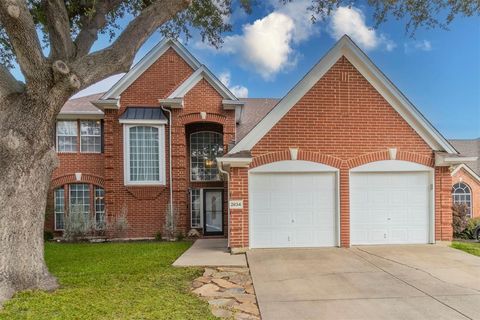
[91,99,119,110]
[451,164,480,183]
[168,65,238,101]
[119,119,168,125]
[250,160,338,173]
[216,157,252,168]
[229,35,456,155]
[351,160,433,172]
[123,124,166,186]
[444,157,478,163]
[57,112,104,120]
[102,39,201,100]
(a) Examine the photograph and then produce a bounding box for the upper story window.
[56,121,78,152]
[190,131,224,181]
[452,182,472,217]
[56,120,102,153]
[123,125,165,185]
[80,121,102,153]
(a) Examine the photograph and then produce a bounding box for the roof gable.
[102,39,201,100]
[167,65,238,100]
[229,35,457,155]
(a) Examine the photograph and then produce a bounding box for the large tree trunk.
[0,94,61,306]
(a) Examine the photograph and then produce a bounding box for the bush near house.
[0,242,215,320]
[452,203,470,238]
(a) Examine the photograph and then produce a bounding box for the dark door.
[203,189,223,235]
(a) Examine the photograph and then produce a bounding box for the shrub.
[107,204,130,238]
[452,203,469,237]
[176,231,184,241]
[163,202,178,241]
[155,231,163,241]
[462,217,480,239]
[63,205,95,242]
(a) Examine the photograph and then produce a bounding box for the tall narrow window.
[95,186,105,229]
[452,182,472,217]
[190,132,223,181]
[124,125,165,185]
[191,189,201,228]
[69,184,90,219]
[80,120,102,153]
[56,121,78,152]
[54,188,65,230]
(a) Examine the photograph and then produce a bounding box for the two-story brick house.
[45,36,475,250]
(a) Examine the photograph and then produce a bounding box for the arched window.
[190,131,224,181]
[452,182,472,217]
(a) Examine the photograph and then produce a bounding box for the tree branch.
[43,0,75,60]
[71,0,192,89]
[0,65,23,100]
[0,0,47,83]
[74,0,124,58]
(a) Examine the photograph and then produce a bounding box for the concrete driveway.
[247,245,480,320]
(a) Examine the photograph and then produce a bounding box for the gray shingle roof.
[119,107,167,121]
[59,92,104,115]
[449,138,480,175]
[237,98,280,141]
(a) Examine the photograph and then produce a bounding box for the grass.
[0,242,216,320]
[451,241,480,257]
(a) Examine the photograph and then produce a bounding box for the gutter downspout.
[161,106,174,224]
[218,161,230,249]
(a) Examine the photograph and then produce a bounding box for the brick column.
[229,167,249,250]
[435,166,453,241]
[339,162,350,247]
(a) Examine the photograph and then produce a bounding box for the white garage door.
[250,172,336,248]
[350,171,430,245]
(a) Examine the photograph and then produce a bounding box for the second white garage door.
[249,172,336,248]
[350,171,430,245]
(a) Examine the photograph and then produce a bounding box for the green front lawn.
[451,241,480,257]
[0,242,216,320]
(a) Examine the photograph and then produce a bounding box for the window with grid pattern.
[190,132,223,181]
[69,184,90,218]
[56,121,77,152]
[191,189,201,228]
[80,120,102,153]
[452,182,472,217]
[94,186,105,229]
[54,188,65,230]
[128,126,161,182]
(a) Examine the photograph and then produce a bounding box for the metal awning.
[119,107,168,124]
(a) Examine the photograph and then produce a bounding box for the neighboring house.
[449,139,480,218]
[45,35,475,250]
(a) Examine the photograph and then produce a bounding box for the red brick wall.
[452,168,480,218]
[105,49,235,238]
[229,56,452,248]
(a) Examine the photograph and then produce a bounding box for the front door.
[203,189,223,235]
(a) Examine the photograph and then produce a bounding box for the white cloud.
[72,74,124,98]
[218,70,249,98]
[329,6,395,51]
[404,40,432,53]
[196,0,320,80]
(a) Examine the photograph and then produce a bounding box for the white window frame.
[452,182,472,218]
[123,124,166,186]
[80,120,102,153]
[94,186,106,230]
[56,120,78,153]
[190,188,203,228]
[54,187,65,231]
[190,131,223,182]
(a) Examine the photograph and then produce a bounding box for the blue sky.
[49,2,480,139]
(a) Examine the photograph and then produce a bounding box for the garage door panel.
[351,171,430,245]
[250,172,337,248]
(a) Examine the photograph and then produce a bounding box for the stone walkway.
[191,267,260,320]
